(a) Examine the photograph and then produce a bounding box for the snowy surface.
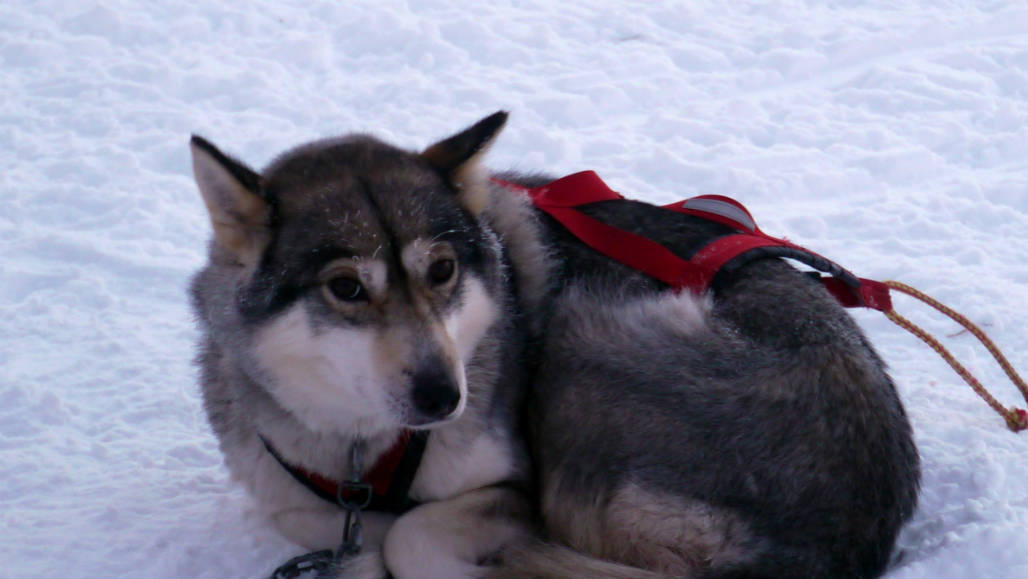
[3,1,1028,577]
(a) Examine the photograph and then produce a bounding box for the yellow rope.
[882,281,1028,432]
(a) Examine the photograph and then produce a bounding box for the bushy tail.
[490,541,676,579]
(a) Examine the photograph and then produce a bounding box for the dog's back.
[493,194,920,578]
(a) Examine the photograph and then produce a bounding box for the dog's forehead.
[263,136,460,255]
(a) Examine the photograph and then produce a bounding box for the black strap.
[715,244,863,290]
[259,434,427,514]
[379,431,428,513]
[260,435,340,506]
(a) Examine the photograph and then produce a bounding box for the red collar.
[495,171,891,312]
[261,430,427,513]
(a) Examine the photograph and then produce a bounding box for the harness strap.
[261,430,427,513]
[503,171,888,310]
[881,281,1028,432]
[495,171,1025,432]
[544,204,711,290]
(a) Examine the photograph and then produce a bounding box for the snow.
[2,1,1027,577]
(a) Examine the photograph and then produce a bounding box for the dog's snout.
[411,366,461,420]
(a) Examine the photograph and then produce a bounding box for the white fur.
[482,183,555,327]
[414,429,517,500]
[356,258,388,296]
[563,288,712,346]
[446,277,499,365]
[250,307,395,436]
[623,290,711,337]
[383,488,533,579]
[400,239,437,283]
[386,510,482,579]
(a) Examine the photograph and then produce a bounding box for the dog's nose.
[411,366,461,419]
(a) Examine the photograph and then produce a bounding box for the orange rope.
[882,280,1028,432]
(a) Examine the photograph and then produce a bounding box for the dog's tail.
[492,541,675,579]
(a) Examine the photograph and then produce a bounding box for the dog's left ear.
[422,111,507,214]
[190,136,271,267]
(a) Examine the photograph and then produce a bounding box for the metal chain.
[269,440,372,579]
[333,439,372,562]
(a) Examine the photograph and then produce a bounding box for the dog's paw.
[382,488,535,579]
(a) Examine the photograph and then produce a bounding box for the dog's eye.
[427,258,456,286]
[326,276,367,302]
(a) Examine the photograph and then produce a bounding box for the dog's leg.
[493,479,750,579]
[381,486,534,579]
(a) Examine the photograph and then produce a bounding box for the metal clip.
[335,479,373,511]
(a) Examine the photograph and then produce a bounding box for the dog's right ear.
[422,111,508,215]
[190,136,270,266]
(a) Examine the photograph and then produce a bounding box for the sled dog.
[189,115,534,578]
[190,111,919,578]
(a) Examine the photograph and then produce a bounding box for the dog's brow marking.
[427,230,460,255]
[355,177,408,287]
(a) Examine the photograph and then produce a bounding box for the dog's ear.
[421,111,507,215]
[190,136,270,266]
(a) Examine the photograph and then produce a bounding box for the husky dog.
[191,111,919,579]
[189,114,535,578]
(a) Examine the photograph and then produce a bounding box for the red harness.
[498,170,892,311]
[496,171,1028,433]
[262,431,426,513]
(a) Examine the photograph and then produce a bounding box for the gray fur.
[189,112,919,579]
[488,182,921,577]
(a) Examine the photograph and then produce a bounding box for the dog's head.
[190,112,508,436]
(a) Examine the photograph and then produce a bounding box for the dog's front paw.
[382,488,534,579]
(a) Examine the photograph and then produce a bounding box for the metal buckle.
[335,480,373,511]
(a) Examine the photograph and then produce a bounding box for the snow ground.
[2,1,1027,577]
